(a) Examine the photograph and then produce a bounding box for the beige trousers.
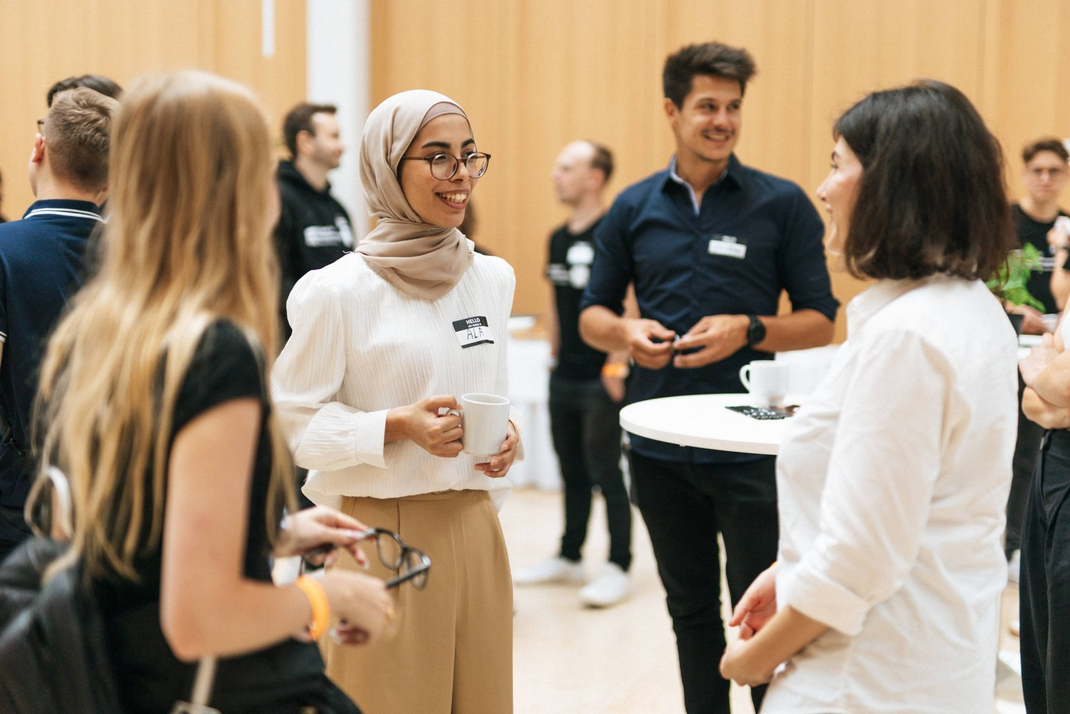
[326,490,513,714]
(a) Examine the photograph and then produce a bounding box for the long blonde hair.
[35,71,295,581]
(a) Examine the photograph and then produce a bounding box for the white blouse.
[762,276,1018,713]
[271,252,519,511]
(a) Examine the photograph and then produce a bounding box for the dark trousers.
[629,450,778,714]
[1020,429,1070,713]
[549,374,632,570]
[1008,374,1043,555]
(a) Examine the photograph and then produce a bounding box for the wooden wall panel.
[981,0,1070,204]
[0,0,306,220]
[809,0,987,336]
[375,0,1065,341]
[8,1,1070,341]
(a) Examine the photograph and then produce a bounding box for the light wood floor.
[501,487,1026,714]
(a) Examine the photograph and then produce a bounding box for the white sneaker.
[579,562,631,608]
[1008,550,1021,585]
[513,556,585,585]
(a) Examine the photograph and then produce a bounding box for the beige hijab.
[356,90,475,299]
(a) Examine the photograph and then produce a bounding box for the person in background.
[275,102,354,336]
[33,71,391,713]
[513,140,634,608]
[1018,295,1070,713]
[46,74,122,106]
[578,42,838,713]
[0,88,117,564]
[1005,138,1070,589]
[721,79,1018,714]
[1011,138,1069,323]
[272,89,520,713]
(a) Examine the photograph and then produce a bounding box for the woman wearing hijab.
[272,90,520,714]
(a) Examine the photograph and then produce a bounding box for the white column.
[306,0,370,238]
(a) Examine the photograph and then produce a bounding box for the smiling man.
[579,42,838,714]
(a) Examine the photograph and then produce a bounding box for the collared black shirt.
[580,155,838,464]
[0,200,101,527]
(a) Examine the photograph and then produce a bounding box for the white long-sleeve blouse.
[762,276,1018,713]
[271,252,519,511]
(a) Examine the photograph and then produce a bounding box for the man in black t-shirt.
[0,89,117,562]
[1007,138,1070,582]
[513,141,635,609]
[1011,138,1070,325]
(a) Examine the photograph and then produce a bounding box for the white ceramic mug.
[738,361,790,407]
[459,393,511,457]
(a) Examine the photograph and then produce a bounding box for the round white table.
[619,393,799,456]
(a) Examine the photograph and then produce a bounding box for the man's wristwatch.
[745,314,766,347]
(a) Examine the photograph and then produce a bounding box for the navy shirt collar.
[663,154,742,214]
[22,199,104,223]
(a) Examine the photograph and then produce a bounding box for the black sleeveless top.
[94,321,355,713]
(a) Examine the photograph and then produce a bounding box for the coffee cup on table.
[458,393,511,458]
[738,361,790,408]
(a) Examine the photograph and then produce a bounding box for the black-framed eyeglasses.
[36,119,45,135]
[398,152,491,180]
[360,527,432,590]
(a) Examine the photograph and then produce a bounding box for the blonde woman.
[33,71,391,713]
[272,90,519,713]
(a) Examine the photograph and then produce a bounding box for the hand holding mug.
[394,395,463,457]
[474,420,520,478]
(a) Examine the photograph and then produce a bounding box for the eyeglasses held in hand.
[398,151,491,180]
[359,527,432,591]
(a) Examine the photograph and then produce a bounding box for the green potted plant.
[987,243,1044,334]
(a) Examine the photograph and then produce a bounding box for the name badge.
[453,316,495,348]
[708,234,747,259]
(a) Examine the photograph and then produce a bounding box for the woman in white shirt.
[719,80,1019,712]
[272,90,520,714]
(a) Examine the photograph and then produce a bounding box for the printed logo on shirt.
[303,216,355,248]
[708,234,747,259]
[547,263,571,286]
[565,241,595,288]
[453,316,495,348]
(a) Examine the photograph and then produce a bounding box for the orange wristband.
[602,362,629,379]
[295,575,330,640]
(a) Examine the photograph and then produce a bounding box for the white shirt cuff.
[782,563,870,636]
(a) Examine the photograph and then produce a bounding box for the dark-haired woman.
[720,80,1018,712]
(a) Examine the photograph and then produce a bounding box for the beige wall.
[372,0,1070,341]
[0,0,307,223]
[4,2,1070,342]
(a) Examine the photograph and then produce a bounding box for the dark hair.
[1022,137,1069,164]
[282,103,337,158]
[46,75,122,107]
[663,42,756,108]
[833,80,1014,281]
[587,141,614,183]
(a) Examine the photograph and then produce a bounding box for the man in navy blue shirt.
[0,88,117,563]
[580,42,838,713]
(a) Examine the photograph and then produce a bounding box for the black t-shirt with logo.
[1012,203,1070,314]
[546,220,609,380]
